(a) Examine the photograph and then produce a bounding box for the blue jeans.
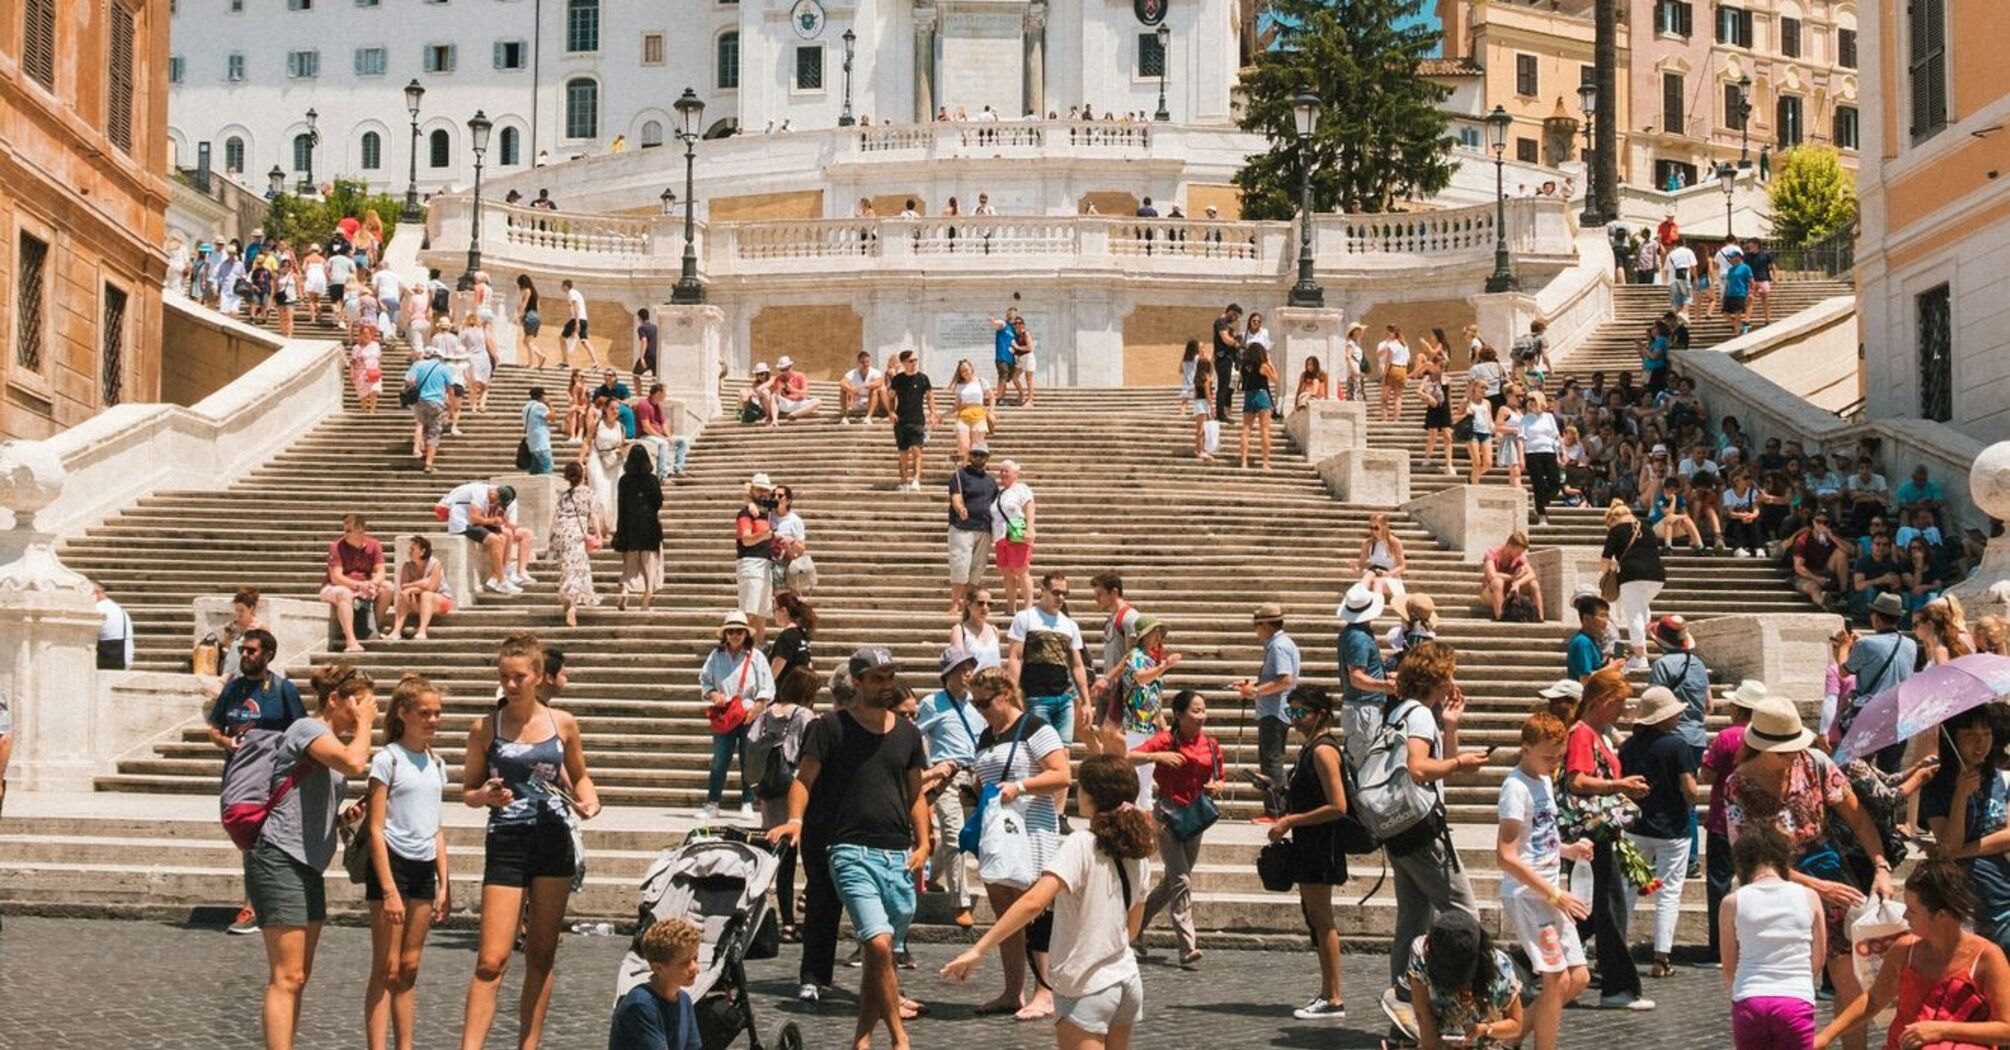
[707,724,750,806]
[1027,692,1077,745]
[828,844,916,946]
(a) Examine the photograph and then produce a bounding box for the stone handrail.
[0,316,345,543]
[1108,219,1264,260]
[500,203,659,255]
[850,119,1154,158]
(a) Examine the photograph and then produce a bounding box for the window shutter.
[494,40,505,68]
[23,0,57,88]
[107,4,136,152]
[1662,73,1684,134]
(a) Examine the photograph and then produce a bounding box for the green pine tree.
[1233,0,1454,218]
[1766,145,1857,245]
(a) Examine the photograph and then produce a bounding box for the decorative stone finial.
[0,441,65,530]
[1949,441,2010,619]
[1970,441,2010,524]
[0,543,94,597]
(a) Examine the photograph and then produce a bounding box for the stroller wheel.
[770,1021,804,1050]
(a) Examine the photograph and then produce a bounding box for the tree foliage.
[268,179,403,249]
[1766,145,1857,245]
[1233,0,1454,217]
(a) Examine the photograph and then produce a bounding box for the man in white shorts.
[838,350,888,424]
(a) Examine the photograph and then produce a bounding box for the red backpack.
[218,728,310,850]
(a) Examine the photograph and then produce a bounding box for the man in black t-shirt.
[887,350,937,493]
[770,647,929,1041]
[1212,303,1243,422]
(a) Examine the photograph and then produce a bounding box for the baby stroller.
[615,827,803,1050]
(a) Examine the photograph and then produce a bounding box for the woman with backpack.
[1267,684,1351,1021]
[748,666,818,941]
[363,674,450,1050]
[700,611,776,823]
[246,664,379,1050]
[460,633,602,1050]
[942,754,1156,1050]
[1128,689,1223,968]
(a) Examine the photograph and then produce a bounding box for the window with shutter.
[642,33,664,65]
[227,53,246,81]
[1662,72,1684,134]
[355,47,386,76]
[361,131,382,169]
[1917,284,1952,422]
[224,136,245,172]
[566,0,599,53]
[106,4,136,151]
[1515,137,1538,163]
[101,284,128,407]
[1775,95,1802,146]
[1833,106,1858,149]
[1137,32,1165,77]
[1656,0,1692,36]
[169,55,185,84]
[23,0,57,88]
[795,45,824,90]
[16,232,50,375]
[1515,54,1538,96]
[429,128,450,167]
[1724,82,1749,129]
[717,32,740,89]
[1780,16,1800,57]
[1839,28,1857,68]
[499,125,520,165]
[494,40,525,69]
[565,78,599,138]
[1908,0,1947,140]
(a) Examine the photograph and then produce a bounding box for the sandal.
[1650,957,1674,979]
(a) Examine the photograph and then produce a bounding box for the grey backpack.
[1350,700,1438,845]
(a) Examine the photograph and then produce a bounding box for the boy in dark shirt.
[609,919,702,1050]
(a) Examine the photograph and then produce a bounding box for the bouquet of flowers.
[1617,837,1664,896]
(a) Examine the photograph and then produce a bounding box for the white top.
[957,621,1003,669]
[1497,767,1561,900]
[95,597,134,667]
[771,511,806,548]
[1392,700,1445,803]
[1043,830,1149,999]
[1522,411,1561,455]
[955,378,988,408]
[327,254,356,284]
[369,743,447,861]
[371,269,403,303]
[1667,245,1698,274]
[567,287,587,319]
[847,366,883,388]
[1730,879,1820,1003]
[1465,399,1493,436]
[440,482,516,534]
[1379,339,1411,368]
[995,481,1034,536]
[1245,328,1272,351]
[1677,456,1720,479]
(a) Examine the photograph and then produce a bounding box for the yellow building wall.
[751,305,864,380]
[1122,306,1221,386]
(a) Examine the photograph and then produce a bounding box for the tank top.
[1468,401,1494,436]
[958,621,1003,669]
[523,288,540,313]
[1730,880,1817,1002]
[956,379,986,408]
[1242,359,1270,396]
[1366,538,1396,572]
[1888,941,1992,1050]
[1499,408,1524,446]
[487,709,566,826]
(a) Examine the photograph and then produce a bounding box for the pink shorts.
[995,539,1033,570]
[1730,996,1814,1050]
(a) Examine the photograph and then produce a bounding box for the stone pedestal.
[1283,400,1367,463]
[495,472,562,555]
[193,594,331,674]
[0,544,108,791]
[1314,449,1410,507]
[1472,291,1541,371]
[1400,485,1531,563]
[659,305,726,424]
[1688,613,1844,700]
[398,533,479,609]
[1275,306,1346,414]
[1529,545,1606,623]
[1947,441,2010,619]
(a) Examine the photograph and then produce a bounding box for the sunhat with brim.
[1572,591,1610,615]
[1337,585,1385,625]
[1252,602,1286,623]
[938,646,977,680]
[1869,592,1906,619]
[718,610,751,638]
[1745,697,1815,753]
[1632,685,1685,725]
[1134,614,1167,640]
[1729,679,1771,710]
[1401,593,1439,629]
[1651,615,1692,651]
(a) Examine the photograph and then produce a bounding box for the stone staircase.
[1555,279,1853,377]
[1,285,1845,943]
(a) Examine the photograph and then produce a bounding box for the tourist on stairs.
[1238,341,1278,470]
[551,462,601,627]
[890,349,936,491]
[613,446,662,613]
[947,445,999,614]
[1270,684,1350,1021]
[320,513,392,652]
[362,675,450,1050]
[388,537,452,641]
[439,481,534,596]
[952,587,1004,669]
[1600,501,1666,673]
[734,475,777,647]
[1244,601,1305,822]
[700,611,773,822]
[1129,688,1223,968]
[993,459,1037,613]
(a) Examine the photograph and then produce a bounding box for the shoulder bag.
[959,715,1029,856]
[1556,730,1640,843]
[1162,736,1222,841]
[1598,522,1641,602]
[706,655,756,734]
[342,748,401,883]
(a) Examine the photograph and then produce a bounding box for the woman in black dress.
[1267,683,1351,1021]
[612,445,663,611]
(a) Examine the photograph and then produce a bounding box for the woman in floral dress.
[550,461,600,627]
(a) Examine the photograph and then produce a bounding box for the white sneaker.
[797,983,821,1002]
[1732,548,1750,558]
[1293,997,1347,1021]
[739,802,756,821]
[512,570,537,586]
[450,426,465,437]
[699,802,719,822]
[484,578,521,596]
[1624,656,1651,675]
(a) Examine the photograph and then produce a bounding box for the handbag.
[1598,522,1642,603]
[1452,414,1476,443]
[1161,737,1222,841]
[977,796,1039,888]
[341,748,403,884]
[1256,840,1296,892]
[1556,729,1640,844]
[705,655,756,734]
[959,715,1029,855]
[515,439,534,471]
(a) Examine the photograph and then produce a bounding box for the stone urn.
[0,440,66,566]
[1949,440,2010,619]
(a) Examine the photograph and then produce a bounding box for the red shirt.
[1565,721,1622,783]
[327,537,382,582]
[1135,728,1220,808]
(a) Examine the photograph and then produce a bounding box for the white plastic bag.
[1202,419,1222,455]
[977,798,1038,889]
[1848,894,1907,1025]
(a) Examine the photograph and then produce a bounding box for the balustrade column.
[1023,4,1047,118]
[914,6,937,123]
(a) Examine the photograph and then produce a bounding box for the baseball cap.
[1539,679,1584,700]
[849,646,897,678]
[969,442,991,456]
[494,485,517,506]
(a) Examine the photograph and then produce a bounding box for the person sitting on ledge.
[1479,530,1544,622]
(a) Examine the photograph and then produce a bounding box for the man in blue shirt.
[403,347,453,474]
[991,308,1021,391]
[204,629,305,750]
[915,646,983,927]
[1569,592,1621,681]
[1334,585,1391,770]
[1238,602,1300,821]
[1719,245,1754,332]
[946,447,998,611]
[1844,592,1920,772]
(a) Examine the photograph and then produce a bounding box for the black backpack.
[744,716,799,801]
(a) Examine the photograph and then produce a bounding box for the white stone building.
[165,0,1238,192]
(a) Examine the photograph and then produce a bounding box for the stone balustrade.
[501,206,661,256]
[849,119,1154,158]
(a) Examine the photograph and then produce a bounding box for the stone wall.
[1122,305,1222,386]
[750,305,866,379]
[1185,183,1243,220]
[1357,298,1480,369]
[159,304,284,405]
[712,190,826,223]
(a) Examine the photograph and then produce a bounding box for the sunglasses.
[1286,704,1313,721]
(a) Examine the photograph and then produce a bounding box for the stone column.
[659,304,728,423]
[1023,4,1048,118]
[1275,306,1345,416]
[1948,441,2010,619]
[913,5,938,123]
[0,544,108,792]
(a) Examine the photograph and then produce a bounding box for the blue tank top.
[487,709,566,826]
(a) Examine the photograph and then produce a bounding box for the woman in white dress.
[1353,511,1409,606]
[951,586,1004,669]
[302,246,328,323]
[464,315,496,414]
[350,327,383,414]
[581,399,626,543]
[550,461,600,627]
[1494,383,1527,490]
[949,358,994,465]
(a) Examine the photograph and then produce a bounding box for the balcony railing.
[848,119,1155,160]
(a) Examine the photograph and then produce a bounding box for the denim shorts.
[828,844,915,945]
[1027,692,1077,745]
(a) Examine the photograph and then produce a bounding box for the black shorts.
[1722,295,1749,314]
[895,422,928,451]
[562,319,589,340]
[464,524,496,544]
[365,850,440,902]
[483,812,576,888]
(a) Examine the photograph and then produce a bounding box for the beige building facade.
[1439,0,1630,175]
[2,0,172,441]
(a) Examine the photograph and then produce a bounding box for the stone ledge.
[1528,545,1605,623]
[1400,484,1530,564]
[1687,612,1844,701]
[493,472,561,555]
[192,594,331,674]
[1282,399,1366,462]
[1313,448,1410,507]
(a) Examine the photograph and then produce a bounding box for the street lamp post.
[301,108,319,195]
[457,109,492,292]
[671,88,707,305]
[266,165,285,237]
[1153,25,1172,122]
[1736,74,1753,169]
[1286,91,1323,308]
[838,30,857,127]
[1718,162,1737,242]
[402,79,425,222]
[1577,82,1599,227]
[1484,105,1518,293]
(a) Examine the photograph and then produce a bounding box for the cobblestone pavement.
[0,916,1748,1049]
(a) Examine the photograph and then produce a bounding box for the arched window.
[292,132,313,171]
[360,130,382,170]
[499,125,520,166]
[224,135,245,172]
[429,128,450,168]
[565,0,599,53]
[717,32,740,90]
[640,120,664,148]
[565,78,599,140]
